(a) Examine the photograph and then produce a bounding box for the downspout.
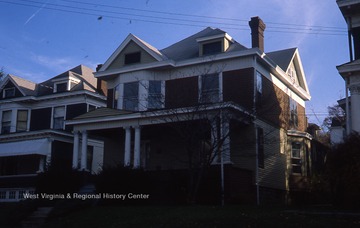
[254,55,260,206]
[255,124,260,206]
[220,111,225,207]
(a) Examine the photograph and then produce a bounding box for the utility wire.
[0,0,347,36]
[62,0,346,31]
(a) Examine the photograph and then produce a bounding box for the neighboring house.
[307,124,329,175]
[336,0,360,136]
[67,17,312,204]
[0,65,106,202]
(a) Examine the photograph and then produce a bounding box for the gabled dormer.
[0,75,37,99]
[52,75,80,93]
[267,48,310,100]
[285,52,308,92]
[196,31,234,56]
[99,34,166,72]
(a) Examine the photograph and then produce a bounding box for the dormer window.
[54,82,68,93]
[53,77,80,93]
[3,87,15,98]
[203,41,222,55]
[124,52,141,65]
[197,33,233,57]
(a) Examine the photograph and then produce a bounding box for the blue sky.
[0,0,349,127]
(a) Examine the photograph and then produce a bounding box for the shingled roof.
[160,27,248,61]
[8,74,37,96]
[0,65,101,98]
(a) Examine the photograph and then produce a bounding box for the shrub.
[36,167,86,195]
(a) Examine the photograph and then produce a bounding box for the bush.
[36,167,86,195]
[326,133,360,208]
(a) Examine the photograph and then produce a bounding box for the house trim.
[0,90,106,104]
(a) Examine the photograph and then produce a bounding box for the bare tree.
[0,67,6,81]
[323,104,346,132]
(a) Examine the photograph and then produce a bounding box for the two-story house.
[0,65,106,202]
[335,0,360,139]
[67,17,312,204]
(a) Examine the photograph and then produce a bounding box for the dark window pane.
[56,83,67,92]
[123,82,139,111]
[125,52,141,65]
[203,41,222,55]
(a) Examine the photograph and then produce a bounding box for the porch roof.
[72,107,133,120]
[0,138,49,157]
[66,102,255,132]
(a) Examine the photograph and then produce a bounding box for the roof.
[160,27,247,61]
[8,74,37,96]
[267,48,297,72]
[0,65,103,98]
[337,58,360,77]
[72,107,133,120]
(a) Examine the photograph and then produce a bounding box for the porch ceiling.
[0,138,49,157]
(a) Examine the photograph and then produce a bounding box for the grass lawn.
[42,203,360,228]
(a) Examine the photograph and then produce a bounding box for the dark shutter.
[30,108,52,131]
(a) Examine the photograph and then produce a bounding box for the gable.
[267,48,310,97]
[107,40,158,70]
[100,34,165,72]
[286,56,307,92]
[0,79,24,99]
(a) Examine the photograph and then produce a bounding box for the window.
[55,82,68,93]
[257,128,264,168]
[291,142,302,174]
[203,41,222,55]
[9,191,16,199]
[53,106,65,130]
[1,110,12,134]
[3,87,15,98]
[289,98,298,127]
[200,74,220,103]
[88,105,96,112]
[87,146,93,172]
[256,71,262,105]
[123,82,139,111]
[18,190,26,200]
[124,52,141,65]
[0,191,6,199]
[148,81,162,109]
[16,110,28,132]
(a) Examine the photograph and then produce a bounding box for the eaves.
[0,91,106,105]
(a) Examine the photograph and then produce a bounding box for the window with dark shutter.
[1,110,11,134]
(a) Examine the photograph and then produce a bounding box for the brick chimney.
[249,16,266,52]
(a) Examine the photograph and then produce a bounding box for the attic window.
[203,41,222,55]
[124,52,141,65]
[55,82,68,92]
[3,87,15,98]
[53,77,80,93]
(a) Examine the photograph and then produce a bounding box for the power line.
[0,0,347,36]
[62,0,346,31]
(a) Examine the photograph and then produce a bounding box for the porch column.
[133,126,141,169]
[211,119,219,164]
[80,130,88,170]
[38,156,45,173]
[350,84,360,133]
[124,127,131,167]
[72,130,80,169]
[220,118,230,163]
